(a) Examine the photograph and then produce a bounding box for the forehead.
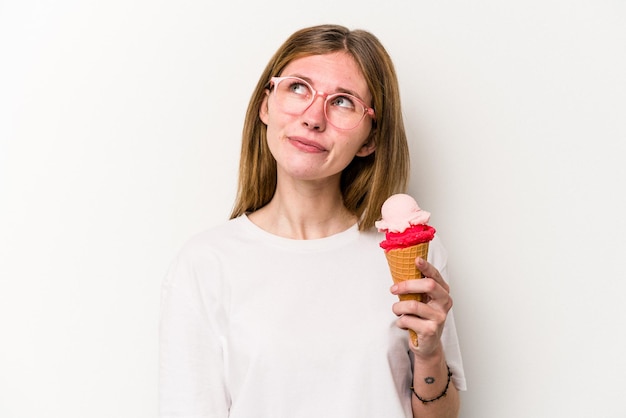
[280,52,371,100]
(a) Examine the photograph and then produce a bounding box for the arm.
[409,347,460,417]
[391,257,460,418]
[159,249,230,417]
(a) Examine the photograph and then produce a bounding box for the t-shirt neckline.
[238,214,360,252]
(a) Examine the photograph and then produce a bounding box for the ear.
[355,136,376,157]
[259,90,270,125]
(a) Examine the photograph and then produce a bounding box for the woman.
[160,24,466,418]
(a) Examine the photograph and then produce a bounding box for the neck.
[248,178,357,240]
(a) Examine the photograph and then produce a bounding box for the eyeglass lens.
[273,77,370,130]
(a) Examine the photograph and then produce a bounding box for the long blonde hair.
[230,24,410,230]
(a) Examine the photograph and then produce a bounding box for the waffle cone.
[384,242,429,347]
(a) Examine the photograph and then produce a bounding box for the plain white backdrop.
[1,1,625,417]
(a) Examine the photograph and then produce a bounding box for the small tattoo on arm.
[424,377,435,384]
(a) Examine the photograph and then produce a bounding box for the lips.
[288,136,327,153]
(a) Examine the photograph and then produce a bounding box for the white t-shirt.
[159,215,466,418]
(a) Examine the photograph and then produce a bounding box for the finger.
[392,304,446,353]
[391,298,439,319]
[395,312,442,339]
[392,298,449,323]
[391,280,453,314]
[396,314,444,355]
[392,277,450,303]
[415,258,449,292]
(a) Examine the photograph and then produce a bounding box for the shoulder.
[163,217,249,286]
[428,235,448,268]
[177,216,251,257]
[358,226,385,247]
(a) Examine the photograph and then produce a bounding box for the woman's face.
[259,52,376,184]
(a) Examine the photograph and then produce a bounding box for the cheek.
[263,122,284,160]
[350,127,373,152]
[262,99,290,134]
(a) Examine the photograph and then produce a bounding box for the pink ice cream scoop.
[375,194,436,251]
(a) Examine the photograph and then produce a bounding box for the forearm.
[410,349,460,418]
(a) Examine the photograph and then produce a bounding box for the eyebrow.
[287,73,367,101]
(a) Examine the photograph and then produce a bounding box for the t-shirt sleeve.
[159,241,230,417]
[428,236,468,391]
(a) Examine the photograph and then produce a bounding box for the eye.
[287,80,311,97]
[330,94,357,110]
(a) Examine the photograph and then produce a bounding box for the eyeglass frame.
[268,76,376,130]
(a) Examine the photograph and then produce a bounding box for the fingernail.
[390,285,398,293]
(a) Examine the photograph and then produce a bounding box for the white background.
[1,1,625,417]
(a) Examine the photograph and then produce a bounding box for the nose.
[301,92,327,131]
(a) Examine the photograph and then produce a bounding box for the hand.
[390,257,453,358]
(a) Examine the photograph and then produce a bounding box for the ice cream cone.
[384,242,429,347]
